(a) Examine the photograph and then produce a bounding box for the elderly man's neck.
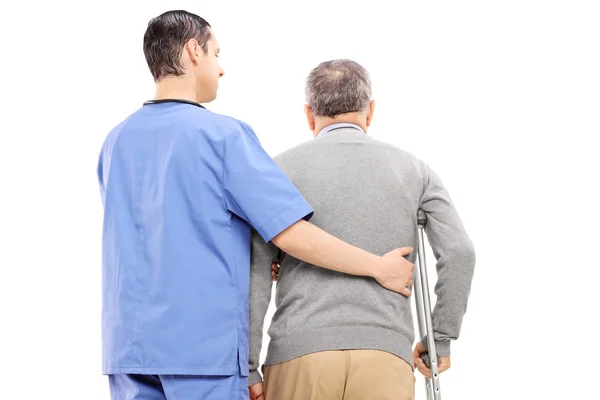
[313,112,369,137]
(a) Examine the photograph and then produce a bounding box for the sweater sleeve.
[418,164,476,357]
[248,230,280,386]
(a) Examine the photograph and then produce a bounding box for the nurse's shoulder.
[192,108,260,144]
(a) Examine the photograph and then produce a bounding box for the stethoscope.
[143,99,206,109]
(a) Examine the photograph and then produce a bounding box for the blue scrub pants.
[109,371,248,400]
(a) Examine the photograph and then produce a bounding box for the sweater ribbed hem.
[264,326,414,371]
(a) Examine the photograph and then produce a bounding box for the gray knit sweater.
[248,127,476,386]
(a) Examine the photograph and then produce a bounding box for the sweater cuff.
[248,369,263,386]
[421,336,451,357]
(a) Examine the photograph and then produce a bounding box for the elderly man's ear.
[304,105,316,132]
[366,99,375,127]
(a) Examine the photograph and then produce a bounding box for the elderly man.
[248,59,476,400]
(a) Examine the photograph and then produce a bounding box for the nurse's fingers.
[271,261,280,281]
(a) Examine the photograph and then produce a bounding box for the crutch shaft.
[415,209,442,399]
[413,246,435,400]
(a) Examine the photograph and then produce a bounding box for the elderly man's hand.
[249,381,264,400]
[412,341,451,378]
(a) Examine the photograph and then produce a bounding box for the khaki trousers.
[263,350,415,400]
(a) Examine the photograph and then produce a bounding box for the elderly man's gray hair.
[305,59,372,118]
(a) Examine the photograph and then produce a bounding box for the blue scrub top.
[97,101,313,376]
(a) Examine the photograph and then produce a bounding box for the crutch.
[414,209,442,399]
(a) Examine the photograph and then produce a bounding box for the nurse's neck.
[153,74,200,104]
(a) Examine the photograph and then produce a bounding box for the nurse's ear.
[184,39,202,65]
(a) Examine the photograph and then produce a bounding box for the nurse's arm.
[271,219,414,296]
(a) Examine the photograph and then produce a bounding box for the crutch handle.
[420,352,441,369]
[417,209,427,226]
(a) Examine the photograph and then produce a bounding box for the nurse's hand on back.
[97,10,414,400]
[270,220,415,295]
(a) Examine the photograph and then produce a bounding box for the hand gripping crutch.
[414,209,442,399]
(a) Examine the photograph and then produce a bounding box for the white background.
[0,1,598,399]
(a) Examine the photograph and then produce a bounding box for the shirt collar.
[143,99,206,109]
[317,123,364,137]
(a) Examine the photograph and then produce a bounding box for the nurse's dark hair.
[143,10,212,81]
